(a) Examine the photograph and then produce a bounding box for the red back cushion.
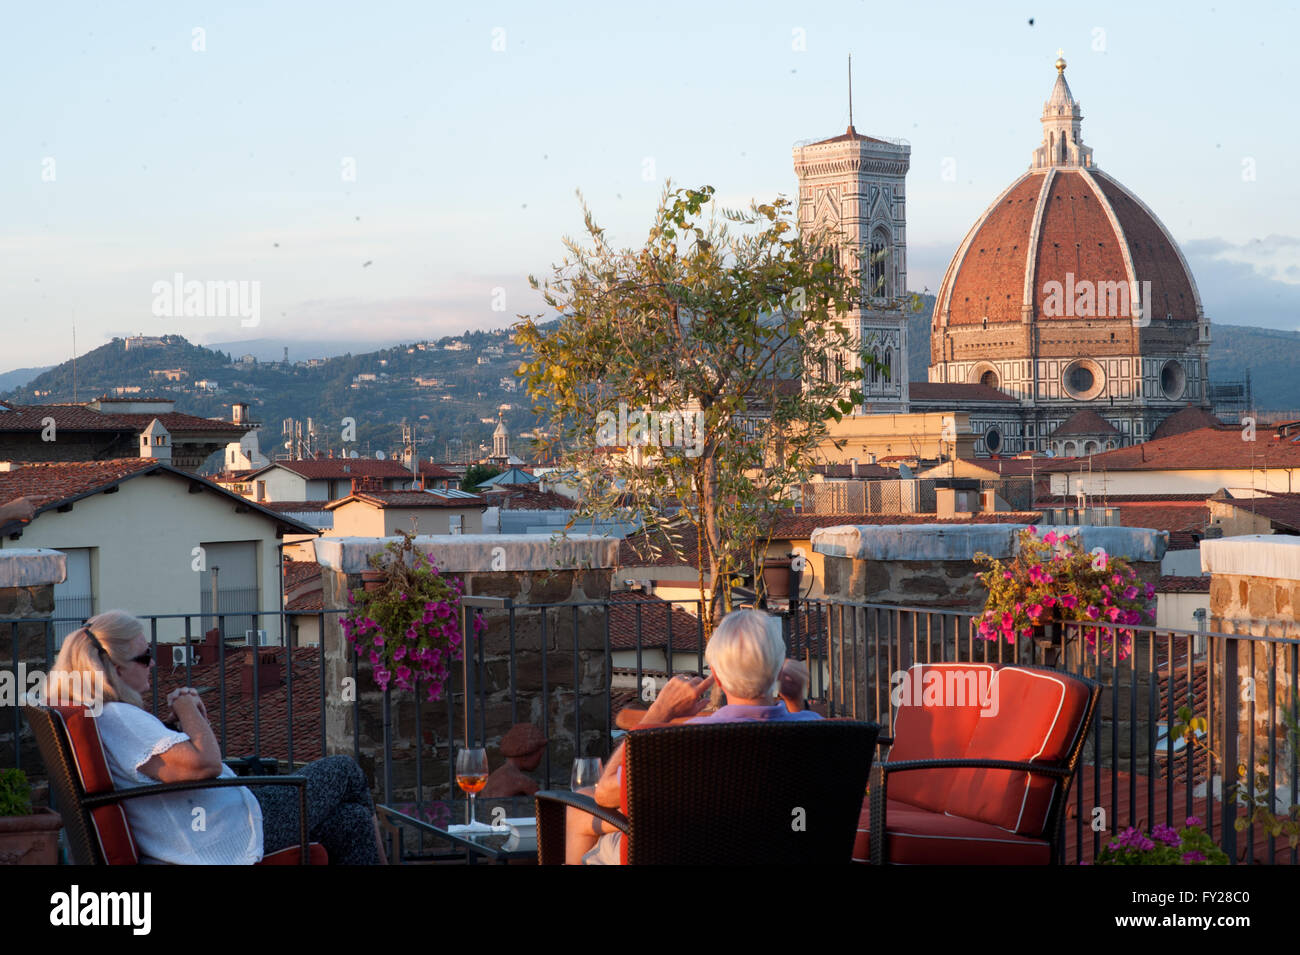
[944,666,1091,835]
[52,706,139,865]
[887,663,992,812]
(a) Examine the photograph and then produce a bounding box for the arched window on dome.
[868,227,891,299]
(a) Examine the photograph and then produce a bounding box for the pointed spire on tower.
[847,54,854,132]
[1031,52,1094,170]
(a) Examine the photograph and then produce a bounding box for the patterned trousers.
[250,755,379,864]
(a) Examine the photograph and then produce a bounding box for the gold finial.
[1055,49,1066,73]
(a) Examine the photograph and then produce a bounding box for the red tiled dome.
[934,167,1201,329]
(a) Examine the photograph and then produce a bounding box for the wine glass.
[455,747,489,829]
[571,757,603,792]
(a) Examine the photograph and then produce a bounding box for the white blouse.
[95,702,264,865]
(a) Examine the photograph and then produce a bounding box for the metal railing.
[7,595,1297,865]
[791,598,1300,865]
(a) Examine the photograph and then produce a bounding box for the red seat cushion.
[52,706,139,865]
[945,666,1091,836]
[257,843,329,865]
[886,663,993,812]
[855,797,1051,864]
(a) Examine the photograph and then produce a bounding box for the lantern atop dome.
[1032,53,1094,170]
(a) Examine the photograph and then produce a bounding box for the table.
[378,796,537,865]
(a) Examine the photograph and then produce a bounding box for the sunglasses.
[128,650,153,666]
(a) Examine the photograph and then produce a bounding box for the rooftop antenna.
[71,320,77,403]
[847,54,854,129]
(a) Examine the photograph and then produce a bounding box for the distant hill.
[0,307,1288,474]
[0,365,53,392]
[1,330,531,468]
[205,337,406,364]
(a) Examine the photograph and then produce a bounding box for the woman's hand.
[168,687,208,724]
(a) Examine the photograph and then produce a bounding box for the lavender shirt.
[687,703,822,724]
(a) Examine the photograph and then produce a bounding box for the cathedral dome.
[932,59,1203,349]
[931,166,1202,334]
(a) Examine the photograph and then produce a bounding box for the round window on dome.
[1161,360,1187,401]
[985,427,1002,453]
[1062,359,1105,401]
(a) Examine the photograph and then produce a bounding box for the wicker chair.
[536,719,880,864]
[864,663,1101,865]
[24,704,326,865]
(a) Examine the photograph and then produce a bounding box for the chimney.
[232,402,249,425]
[850,458,858,477]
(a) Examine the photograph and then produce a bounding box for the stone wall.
[1202,535,1300,781]
[313,534,618,803]
[0,549,67,773]
[811,523,1167,761]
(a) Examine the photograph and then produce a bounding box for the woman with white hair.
[47,609,385,864]
[567,608,820,864]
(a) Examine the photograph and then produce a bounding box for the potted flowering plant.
[1094,817,1227,865]
[343,532,484,701]
[974,527,1156,662]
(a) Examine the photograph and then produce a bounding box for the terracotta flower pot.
[762,557,794,601]
[0,807,63,865]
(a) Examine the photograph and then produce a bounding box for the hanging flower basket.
[343,532,487,701]
[974,527,1156,662]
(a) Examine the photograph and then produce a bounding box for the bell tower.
[793,62,911,413]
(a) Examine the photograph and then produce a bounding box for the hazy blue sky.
[2,0,1297,368]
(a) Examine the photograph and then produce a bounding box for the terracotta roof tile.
[1051,410,1121,437]
[1152,405,1228,441]
[1220,493,1300,533]
[943,172,1044,326]
[0,458,160,508]
[1054,426,1300,471]
[257,459,416,480]
[326,490,484,510]
[1114,502,1209,534]
[811,463,899,480]
[609,593,706,651]
[1158,575,1211,593]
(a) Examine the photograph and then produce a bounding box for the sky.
[2,0,1297,369]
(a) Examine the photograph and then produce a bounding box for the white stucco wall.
[327,503,484,537]
[2,473,294,643]
[1049,468,1300,497]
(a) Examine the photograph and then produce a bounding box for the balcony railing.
[6,596,1297,864]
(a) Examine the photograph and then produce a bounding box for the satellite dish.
[375,450,386,460]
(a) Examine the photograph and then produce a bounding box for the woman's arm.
[139,694,223,782]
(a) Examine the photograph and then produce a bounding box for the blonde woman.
[48,610,384,864]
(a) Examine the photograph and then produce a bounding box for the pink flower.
[1061,594,1078,610]
[1027,603,1044,620]
[1111,574,1123,587]
[393,645,407,662]
[1043,531,1059,545]
[1145,584,1156,600]
[1003,571,1014,580]
[369,649,380,666]
[1086,604,1100,620]
[1123,585,1139,600]
[1106,605,1122,622]
[1001,612,1015,631]
[1186,815,1203,827]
